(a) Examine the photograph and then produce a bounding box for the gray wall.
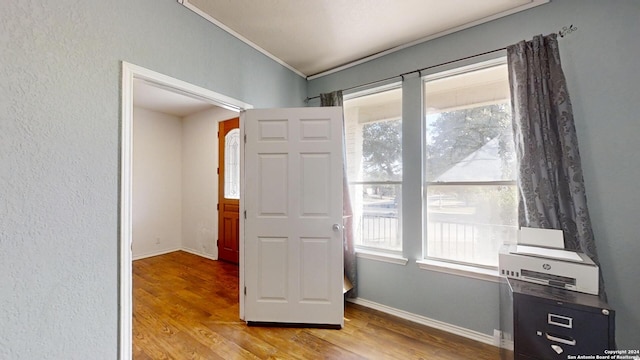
[308,0,640,349]
[0,0,305,358]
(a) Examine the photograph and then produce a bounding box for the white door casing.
[242,107,344,327]
[120,62,253,360]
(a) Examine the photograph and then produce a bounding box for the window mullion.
[426,181,516,187]
[350,181,402,185]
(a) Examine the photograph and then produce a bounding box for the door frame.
[119,62,252,359]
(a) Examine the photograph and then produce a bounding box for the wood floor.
[133,251,500,359]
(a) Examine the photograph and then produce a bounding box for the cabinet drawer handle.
[546,333,576,346]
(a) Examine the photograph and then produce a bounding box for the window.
[344,85,402,253]
[224,128,240,199]
[423,59,517,268]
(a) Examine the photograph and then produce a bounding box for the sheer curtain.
[507,34,605,297]
[321,91,357,298]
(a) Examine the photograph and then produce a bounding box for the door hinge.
[217,203,219,211]
[244,133,247,143]
[244,210,247,219]
[244,286,247,295]
[217,167,219,175]
[216,239,219,246]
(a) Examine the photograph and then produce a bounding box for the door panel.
[243,107,344,327]
[300,153,331,216]
[257,154,288,216]
[218,118,240,264]
[300,237,331,302]
[257,237,288,300]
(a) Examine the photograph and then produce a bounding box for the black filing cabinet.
[509,279,615,359]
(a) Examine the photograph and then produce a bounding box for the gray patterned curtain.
[320,91,357,298]
[507,34,605,297]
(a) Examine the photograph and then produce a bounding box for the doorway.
[218,118,240,263]
[120,62,252,359]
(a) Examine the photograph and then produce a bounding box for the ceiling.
[134,79,216,117]
[181,0,548,77]
[136,0,548,115]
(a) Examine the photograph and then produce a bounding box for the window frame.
[343,82,404,256]
[421,57,517,272]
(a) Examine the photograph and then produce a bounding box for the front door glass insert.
[224,128,240,199]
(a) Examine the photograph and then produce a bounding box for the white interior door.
[242,107,344,327]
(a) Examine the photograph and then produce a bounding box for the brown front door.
[218,117,240,264]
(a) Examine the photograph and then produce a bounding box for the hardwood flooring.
[133,251,500,359]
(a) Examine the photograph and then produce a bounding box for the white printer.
[498,227,599,295]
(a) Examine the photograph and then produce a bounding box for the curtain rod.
[304,46,505,103]
[305,25,577,103]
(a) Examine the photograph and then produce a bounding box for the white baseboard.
[132,247,218,261]
[132,247,181,261]
[181,247,218,261]
[347,297,497,347]
[501,338,514,350]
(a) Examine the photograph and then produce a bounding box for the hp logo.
[542,263,551,270]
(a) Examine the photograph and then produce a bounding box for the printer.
[498,227,599,295]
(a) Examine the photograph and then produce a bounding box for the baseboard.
[132,247,181,261]
[132,247,218,261]
[347,297,497,347]
[501,338,514,350]
[181,247,218,261]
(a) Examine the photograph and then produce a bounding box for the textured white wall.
[132,107,183,258]
[182,107,238,259]
[0,0,306,358]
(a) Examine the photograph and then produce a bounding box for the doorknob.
[332,224,342,231]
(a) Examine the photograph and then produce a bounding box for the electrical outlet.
[493,329,502,346]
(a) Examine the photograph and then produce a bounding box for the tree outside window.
[424,60,517,268]
[344,86,402,253]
